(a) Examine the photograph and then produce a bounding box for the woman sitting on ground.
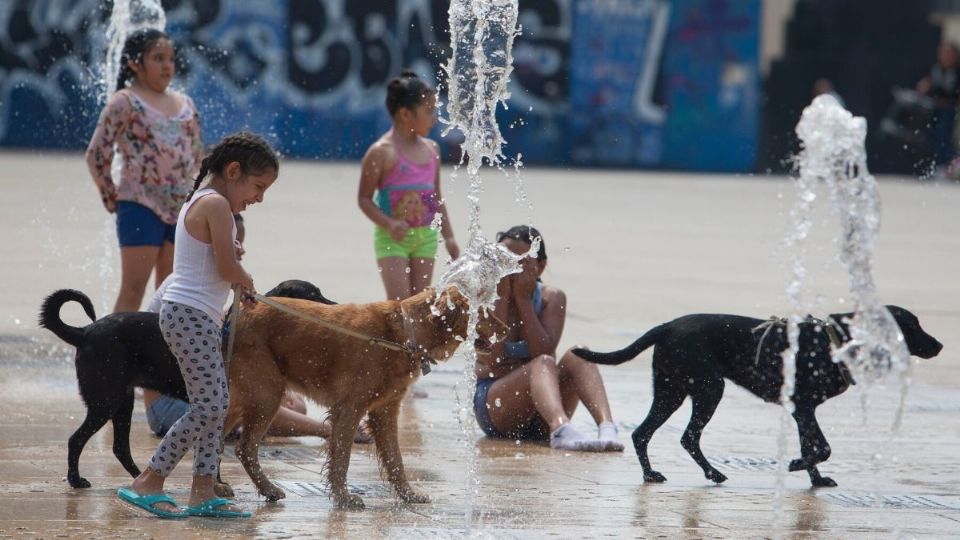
[474,225,624,452]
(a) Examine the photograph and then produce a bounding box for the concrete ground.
[1,151,958,538]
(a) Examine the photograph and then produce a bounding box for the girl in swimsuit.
[474,226,624,452]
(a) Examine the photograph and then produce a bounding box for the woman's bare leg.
[557,347,615,425]
[484,355,570,434]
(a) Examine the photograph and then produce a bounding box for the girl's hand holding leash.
[235,273,256,308]
[239,286,257,309]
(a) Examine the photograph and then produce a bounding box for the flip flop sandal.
[185,497,251,518]
[117,487,185,519]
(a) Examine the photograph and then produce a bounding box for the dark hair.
[117,28,170,91]
[497,225,547,261]
[385,69,435,115]
[187,132,280,200]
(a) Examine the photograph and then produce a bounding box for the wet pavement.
[1,152,959,538]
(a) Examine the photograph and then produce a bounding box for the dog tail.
[573,324,667,365]
[39,289,96,347]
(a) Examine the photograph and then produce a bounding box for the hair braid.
[186,132,279,201]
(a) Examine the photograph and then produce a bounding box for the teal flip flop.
[185,497,251,518]
[117,487,185,519]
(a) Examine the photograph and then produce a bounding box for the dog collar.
[399,305,436,376]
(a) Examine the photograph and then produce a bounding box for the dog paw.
[811,476,838,488]
[68,476,91,489]
[334,493,365,511]
[643,471,667,483]
[706,469,728,484]
[788,458,808,472]
[214,481,235,498]
[260,484,287,502]
[399,490,430,504]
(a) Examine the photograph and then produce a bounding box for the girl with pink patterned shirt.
[86,28,203,313]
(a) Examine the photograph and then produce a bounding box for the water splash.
[438,0,525,535]
[774,94,910,534]
[101,0,166,103]
[443,0,519,176]
[793,95,910,390]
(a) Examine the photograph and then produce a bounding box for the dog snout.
[920,336,943,359]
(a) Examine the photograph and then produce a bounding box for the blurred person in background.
[916,40,960,176]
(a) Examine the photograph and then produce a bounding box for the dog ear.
[385,310,405,339]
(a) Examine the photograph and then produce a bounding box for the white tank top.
[162,188,236,322]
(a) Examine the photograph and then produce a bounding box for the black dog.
[574,306,942,487]
[39,279,335,489]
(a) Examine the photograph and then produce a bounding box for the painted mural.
[0,0,759,171]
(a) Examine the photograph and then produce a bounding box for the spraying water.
[775,94,910,532]
[438,0,527,534]
[101,0,166,103]
[788,94,910,406]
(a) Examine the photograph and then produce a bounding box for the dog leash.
[751,315,849,371]
[224,286,242,368]
[251,293,437,375]
[752,316,787,366]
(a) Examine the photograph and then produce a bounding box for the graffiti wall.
[0,0,760,172]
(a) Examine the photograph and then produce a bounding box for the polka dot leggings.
[149,301,229,477]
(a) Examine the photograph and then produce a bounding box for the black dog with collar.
[39,279,334,489]
[574,305,942,487]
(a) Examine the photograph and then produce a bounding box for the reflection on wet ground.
[1,346,959,539]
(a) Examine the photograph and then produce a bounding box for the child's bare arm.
[85,93,130,211]
[358,144,408,240]
[431,140,460,259]
[203,197,253,290]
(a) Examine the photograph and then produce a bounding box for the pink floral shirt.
[85,89,203,224]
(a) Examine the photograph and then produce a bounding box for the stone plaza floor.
[1,152,958,538]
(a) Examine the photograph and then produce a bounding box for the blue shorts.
[473,378,549,441]
[116,201,175,247]
[146,394,239,439]
[145,394,189,437]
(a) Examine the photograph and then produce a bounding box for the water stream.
[101,0,166,104]
[775,94,911,533]
[437,0,528,534]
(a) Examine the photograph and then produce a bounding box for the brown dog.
[221,287,502,510]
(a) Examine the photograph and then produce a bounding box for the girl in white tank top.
[162,188,236,321]
[120,132,278,519]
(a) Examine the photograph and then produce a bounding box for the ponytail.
[385,69,435,115]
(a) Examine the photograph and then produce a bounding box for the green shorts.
[374,226,438,260]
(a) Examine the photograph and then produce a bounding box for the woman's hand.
[496,271,513,303]
[511,258,538,299]
[387,219,410,242]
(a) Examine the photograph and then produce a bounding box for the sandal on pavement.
[117,487,185,519]
[185,497,251,518]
